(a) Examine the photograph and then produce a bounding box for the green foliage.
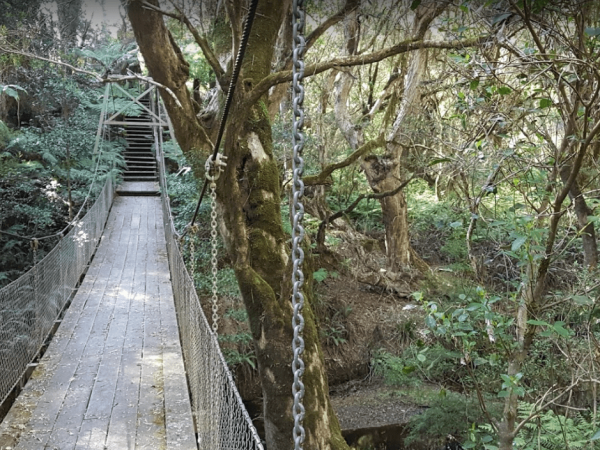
[221,348,257,369]
[77,42,137,73]
[313,267,339,283]
[224,308,249,323]
[514,404,600,450]
[371,349,422,386]
[0,120,15,150]
[321,324,347,346]
[0,68,125,287]
[0,83,26,101]
[164,170,202,231]
[194,267,241,298]
[404,390,501,448]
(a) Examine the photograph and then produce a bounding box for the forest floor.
[228,226,447,447]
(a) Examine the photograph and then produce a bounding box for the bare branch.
[316,175,414,249]
[304,136,384,186]
[0,46,182,108]
[0,46,102,81]
[142,0,225,85]
[305,0,360,51]
[244,36,488,108]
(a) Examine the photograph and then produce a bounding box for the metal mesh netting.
[156,129,264,450]
[0,176,114,407]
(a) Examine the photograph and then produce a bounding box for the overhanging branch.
[0,46,182,107]
[142,0,225,86]
[304,136,384,186]
[245,35,488,107]
[316,176,414,249]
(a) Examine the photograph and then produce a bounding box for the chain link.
[291,0,306,448]
[209,180,219,333]
[205,154,227,334]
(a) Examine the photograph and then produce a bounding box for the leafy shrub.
[404,391,501,448]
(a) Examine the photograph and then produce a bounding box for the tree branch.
[304,136,385,186]
[245,35,488,108]
[316,176,414,249]
[0,46,183,107]
[0,46,102,81]
[305,0,360,51]
[142,0,225,85]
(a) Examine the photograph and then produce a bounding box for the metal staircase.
[123,95,158,182]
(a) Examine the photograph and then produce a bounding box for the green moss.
[259,101,270,124]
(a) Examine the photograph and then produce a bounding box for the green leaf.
[500,374,512,384]
[527,319,549,326]
[585,27,600,36]
[449,221,463,229]
[410,0,422,9]
[539,98,552,108]
[416,353,426,362]
[552,322,571,337]
[492,13,512,24]
[3,87,19,100]
[425,315,436,328]
[402,365,416,374]
[428,157,452,166]
[313,268,328,283]
[497,86,512,95]
[511,235,527,251]
[591,429,600,440]
[572,295,593,306]
[469,79,480,90]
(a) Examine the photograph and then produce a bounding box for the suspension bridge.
[0,83,264,450]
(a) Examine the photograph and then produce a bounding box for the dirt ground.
[330,379,424,430]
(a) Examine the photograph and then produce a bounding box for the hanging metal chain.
[209,180,219,333]
[205,154,227,334]
[291,0,306,448]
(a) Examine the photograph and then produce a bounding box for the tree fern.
[515,403,599,450]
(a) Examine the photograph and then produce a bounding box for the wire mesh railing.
[0,176,114,408]
[154,104,264,450]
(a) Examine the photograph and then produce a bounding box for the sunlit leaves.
[0,83,26,100]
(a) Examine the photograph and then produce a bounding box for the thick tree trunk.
[361,154,411,270]
[128,0,213,176]
[128,1,349,448]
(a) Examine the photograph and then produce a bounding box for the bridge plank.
[49,208,140,450]
[154,204,197,450]
[5,192,196,450]
[133,201,168,449]
[15,209,131,450]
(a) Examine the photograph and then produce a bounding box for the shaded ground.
[331,380,424,430]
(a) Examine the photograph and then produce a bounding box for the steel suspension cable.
[291,0,307,448]
[187,0,259,230]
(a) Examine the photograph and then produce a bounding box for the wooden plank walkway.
[0,191,196,450]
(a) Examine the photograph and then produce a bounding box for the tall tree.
[126,0,484,446]
[56,0,83,50]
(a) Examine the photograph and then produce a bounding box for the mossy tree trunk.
[127,1,349,448]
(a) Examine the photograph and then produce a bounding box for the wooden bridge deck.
[0,190,196,449]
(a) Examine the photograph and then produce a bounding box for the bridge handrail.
[0,176,114,409]
[154,97,264,449]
